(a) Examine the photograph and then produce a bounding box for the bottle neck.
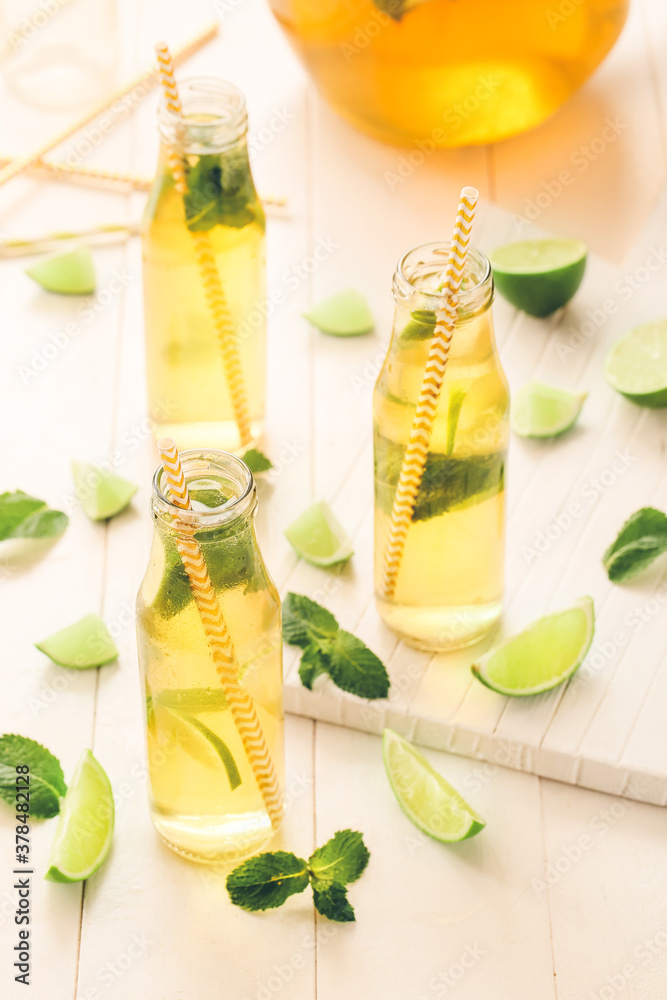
[151,450,257,541]
[392,242,494,320]
[157,76,248,155]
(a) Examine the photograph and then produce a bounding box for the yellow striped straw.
[381,187,479,600]
[155,42,252,449]
[158,438,283,829]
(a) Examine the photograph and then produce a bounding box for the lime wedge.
[490,238,587,316]
[604,320,667,408]
[45,750,114,882]
[512,381,586,438]
[72,460,137,521]
[472,597,594,696]
[149,704,240,790]
[26,247,95,295]
[303,289,374,336]
[284,500,353,566]
[383,729,485,842]
[36,614,118,669]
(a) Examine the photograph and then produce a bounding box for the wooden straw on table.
[155,41,252,448]
[158,438,283,830]
[0,22,218,190]
[381,187,479,600]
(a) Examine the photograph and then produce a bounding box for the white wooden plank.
[313,723,556,1000]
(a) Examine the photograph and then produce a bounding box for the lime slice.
[303,289,374,336]
[26,247,95,295]
[72,460,137,521]
[382,729,485,842]
[36,614,118,669]
[149,705,240,789]
[45,750,114,883]
[472,597,594,696]
[604,320,667,407]
[490,238,587,317]
[284,500,353,566]
[512,381,586,438]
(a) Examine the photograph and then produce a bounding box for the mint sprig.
[183,151,260,233]
[282,593,390,700]
[0,735,66,819]
[603,507,667,582]
[226,830,369,922]
[0,491,68,542]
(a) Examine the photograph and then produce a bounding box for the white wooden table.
[2,1,667,997]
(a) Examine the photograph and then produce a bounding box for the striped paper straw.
[381,187,479,600]
[158,438,283,829]
[0,23,218,190]
[155,42,252,448]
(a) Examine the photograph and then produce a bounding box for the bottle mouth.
[158,76,248,152]
[152,449,256,529]
[393,242,493,315]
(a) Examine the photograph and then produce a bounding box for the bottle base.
[376,597,502,652]
[150,807,277,866]
[150,417,263,455]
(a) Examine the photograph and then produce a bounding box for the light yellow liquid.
[269,0,628,146]
[374,297,509,650]
[142,147,266,452]
[136,486,283,864]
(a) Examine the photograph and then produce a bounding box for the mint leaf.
[374,434,505,523]
[308,829,370,887]
[326,631,390,700]
[0,491,68,542]
[283,594,390,700]
[603,508,667,582]
[183,150,259,233]
[298,643,328,690]
[282,593,339,649]
[226,851,309,911]
[242,448,273,475]
[0,735,66,819]
[312,882,355,922]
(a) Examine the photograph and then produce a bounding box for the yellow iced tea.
[136,452,284,863]
[142,79,266,451]
[374,244,509,649]
[268,0,628,146]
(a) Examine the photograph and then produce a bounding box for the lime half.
[382,729,485,843]
[512,381,586,438]
[605,320,667,407]
[45,750,114,883]
[284,500,353,566]
[472,597,594,697]
[490,238,587,316]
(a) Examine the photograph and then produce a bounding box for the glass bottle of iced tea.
[374,242,509,650]
[267,0,628,147]
[136,449,284,863]
[142,78,266,451]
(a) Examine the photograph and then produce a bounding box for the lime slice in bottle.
[604,320,667,408]
[303,289,374,336]
[472,597,594,697]
[72,460,137,521]
[45,750,114,883]
[26,247,96,295]
[512,381,586,438]
[284,500,353,566]
[490,238,587,316]
[35,614,118,669]
[149,704,241,790]
[382,729,486,843]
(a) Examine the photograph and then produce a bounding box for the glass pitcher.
[268,0,629,146]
